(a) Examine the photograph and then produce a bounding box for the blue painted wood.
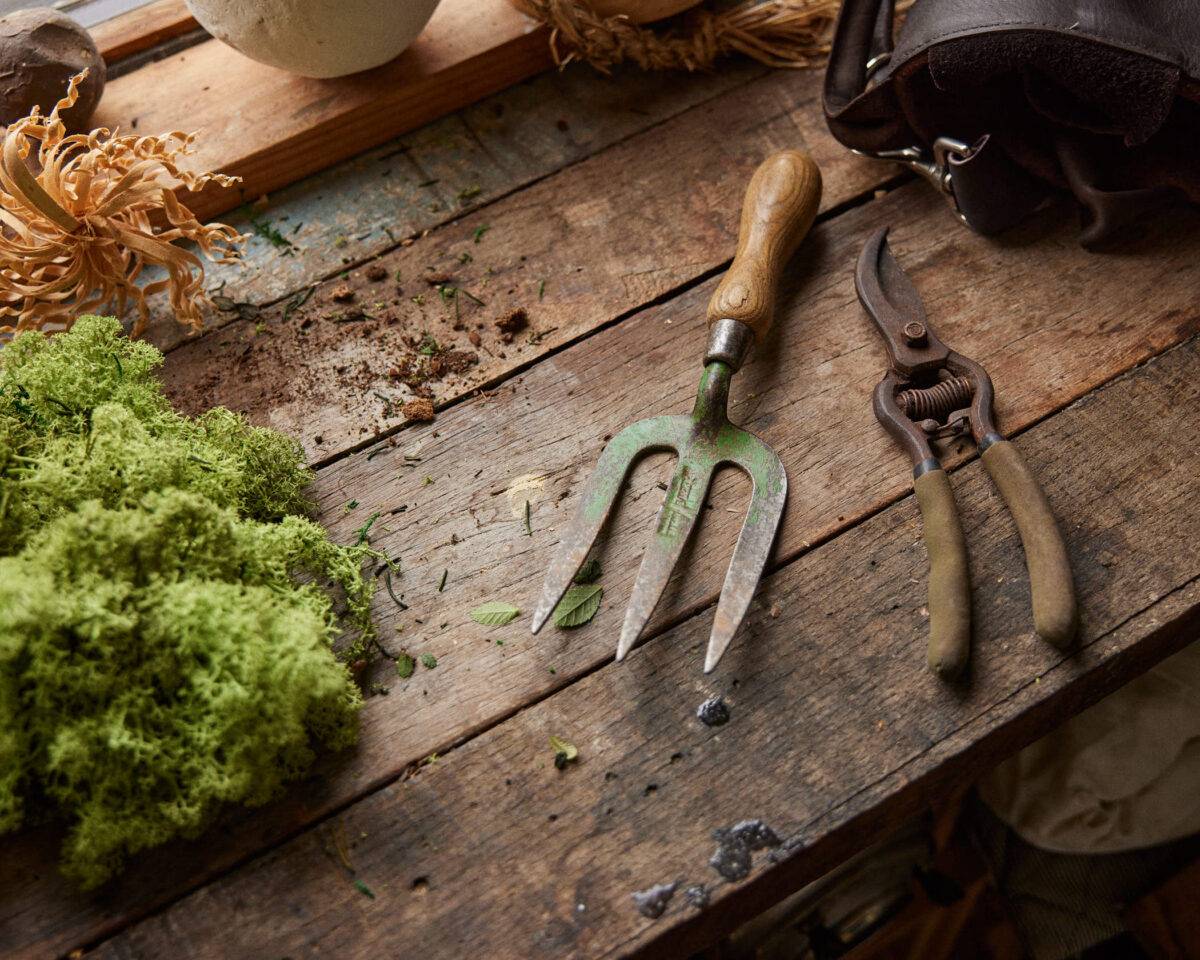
[138,59,766,352]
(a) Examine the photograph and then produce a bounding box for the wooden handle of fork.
[706,150,822,342]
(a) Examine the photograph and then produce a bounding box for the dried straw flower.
[0,71,246,336]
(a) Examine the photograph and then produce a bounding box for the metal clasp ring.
[852,136,972,224]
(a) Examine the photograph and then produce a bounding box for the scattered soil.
[436,350,479,375]
[402,398,435,422]
[495,307,528,342]
[158,235,543,452]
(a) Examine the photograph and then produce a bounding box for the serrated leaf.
[469,601,520,626]
[551,584,603,628]
[573,560,601,584]
[420,652,438,669]
[549,734,578,762]
[395,653,415,679]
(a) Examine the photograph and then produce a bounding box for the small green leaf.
[551,584,603,628]
[396,653,415,679]
[421,652,438,669]
[470,601,519,626]
[549,734,578,762]
[355,880,375,899]
[573,560,601,584]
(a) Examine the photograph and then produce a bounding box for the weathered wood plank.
[90,0,198,64]
[135,59,768,354]
[155,65,888,456]
[4,183,1197,960]
[90,0,555,224]
[86,332,1200,960]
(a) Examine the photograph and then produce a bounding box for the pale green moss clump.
[0,316,376,888]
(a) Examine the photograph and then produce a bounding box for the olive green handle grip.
[914,467,972,680]
[706,150,822,342]
[981,440,1078,648]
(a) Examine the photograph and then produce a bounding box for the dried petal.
[0,71,246,336]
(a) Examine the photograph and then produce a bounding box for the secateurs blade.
[531,150,823,673]
[855,226,1077,680]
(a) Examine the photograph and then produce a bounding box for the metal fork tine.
[703,450,787,673]
[616,456,715,661]
[531,417,684,635]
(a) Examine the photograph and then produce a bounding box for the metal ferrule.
[704,317,754,372]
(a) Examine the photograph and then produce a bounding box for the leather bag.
[823,0,1200,245]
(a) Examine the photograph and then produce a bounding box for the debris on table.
[696,696,731,727]
[469,602,520,626]
[549,734,579,770]
[573,559,602,584]
[630,881,678,919]
[494,306,529,342]
[402,398,436,422]
[551,584,604,628]
[708,820,781,882]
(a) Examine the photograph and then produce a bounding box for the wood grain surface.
[4,180,1198,959]
[91,0,554,224]
[90,0,198,64]
[87,334,1200,959]
[152,65,893,461]
[133,61,769,354]
[706,150,823,339]
[3,49,1199,960]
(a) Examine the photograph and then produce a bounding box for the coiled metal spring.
[897,376,973,421]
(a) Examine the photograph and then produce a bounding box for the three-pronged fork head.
[529,359,787,672]
[530,150,822,673]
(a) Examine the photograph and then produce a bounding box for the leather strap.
[948,136,1048,236]
[823,0,1197,241]
[823,0,1047,234]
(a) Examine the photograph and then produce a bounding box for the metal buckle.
[852,136,972,224]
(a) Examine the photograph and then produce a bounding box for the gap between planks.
[6,180,1200,960]
[90,0,198,64]
[82,333,1200,960]
[154,63,893,462]
[90,0,557,223]
[134,59,774,352]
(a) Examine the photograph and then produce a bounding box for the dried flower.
[0,71,246,336]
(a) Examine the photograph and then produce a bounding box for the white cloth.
[978,639,1200,854]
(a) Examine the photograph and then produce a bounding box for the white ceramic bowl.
[185,0,442,78]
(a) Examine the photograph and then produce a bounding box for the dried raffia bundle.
[0,70,245,336]
[509,0,844,72]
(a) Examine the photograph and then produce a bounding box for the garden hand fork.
[531,150,822,672]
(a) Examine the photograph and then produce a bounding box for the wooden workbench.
[3,56,1200,960]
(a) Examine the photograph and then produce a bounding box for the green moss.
[0,316,376,888]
